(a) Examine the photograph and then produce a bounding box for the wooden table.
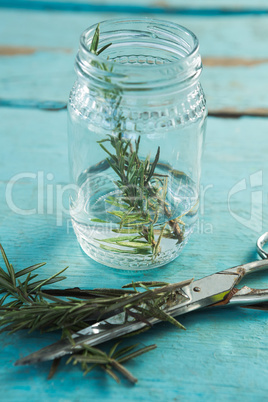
[1,1,268,400]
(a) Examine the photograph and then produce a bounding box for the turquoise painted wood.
[3,0,268,12]
[1,2,268,401]
[1,10,268,114]
[2,111,268,401]
[7,0,268,7]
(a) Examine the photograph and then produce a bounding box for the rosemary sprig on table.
[89,24,184,256]
[0,244,189,384]
[65,342,156,384]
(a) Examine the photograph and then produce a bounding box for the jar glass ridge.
[68,18,207,270]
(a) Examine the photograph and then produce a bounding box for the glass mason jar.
[68,18,207,270]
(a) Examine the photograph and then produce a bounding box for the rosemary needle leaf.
[145,146,160,184]
[0,293,9,306]
[112,343,139,359]
[105,199,129,209]
[96,42,112,55]
[91,218,108,223]
[0,276,16,293]
[15,262,46,278]
[90,23,100,53]
[100,235,138,244]
[0,244,11,270]
[72,356,109,365]
[9,264,16,287]
[27,276,67,292]
[138,305,186,330]
[121,326,151,338]
[122,281,170,289]
[0,266,11,282]
[117,344,157,364]
[153,224,167,256]
[0,244,16,286]
[112,228,143,234]
[22,272,33,293]
[115,241,151,249]
[80,344,108,357]
[103,366,121,384]
[98,143,117,162]
[48,358,61,380]
[29,266,68,293]
[100,244,141,254]
[108,341,121,358]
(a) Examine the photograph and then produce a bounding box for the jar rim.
[76,17,202,91]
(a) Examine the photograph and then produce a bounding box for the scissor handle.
[229,286,268,306]
[223,259,268,278]
[257,232,268,259]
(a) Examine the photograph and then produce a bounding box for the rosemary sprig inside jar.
[68,21,204,269]
[87,24,188,259]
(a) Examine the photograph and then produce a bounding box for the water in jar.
[68,103,205,270]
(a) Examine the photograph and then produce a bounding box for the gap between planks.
[1,99,268,118]
[1,47,268,68]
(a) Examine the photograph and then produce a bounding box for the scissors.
[16,232,268,366]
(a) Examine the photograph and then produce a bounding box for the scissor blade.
[16,267,244,366]
[15,320,151,365]
[15,285,190,366]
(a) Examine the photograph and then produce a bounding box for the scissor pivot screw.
[193,287,201,292]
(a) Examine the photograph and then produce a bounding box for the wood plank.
[1,10,268,55]
[1,108,268,398]
[2,0,268,13]
[0,10,268,113]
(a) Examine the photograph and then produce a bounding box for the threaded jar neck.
[75,18,202,93]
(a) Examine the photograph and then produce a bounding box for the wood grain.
[208,108,268,118]
[203,57,268,67]
[0,46,72,55]
[1,47,266,65]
